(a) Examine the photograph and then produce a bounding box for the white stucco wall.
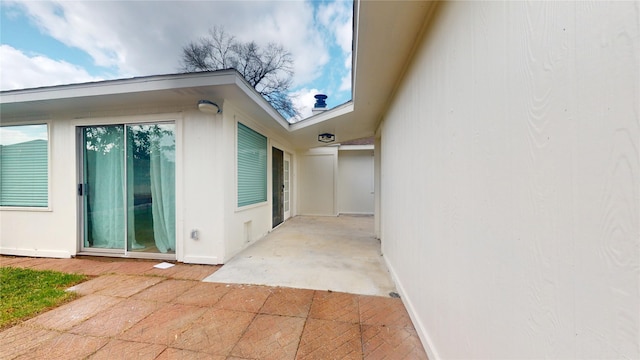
[297,147,338,216]
[221,102,297,262]
[0,118,77,258]
[180,109,225,264]
[338,148,374,214]
[379,1,639,359]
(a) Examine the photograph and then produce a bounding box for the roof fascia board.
[230,74,291,130]
[0,70,239,104]
[351,0,361,102]
[288,102,354,132]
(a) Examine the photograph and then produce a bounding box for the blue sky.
[0,0,353,120]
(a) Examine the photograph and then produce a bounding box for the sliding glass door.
[80,123,175,256]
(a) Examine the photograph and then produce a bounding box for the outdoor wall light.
[318,133,335,143]
[198,99,221,114]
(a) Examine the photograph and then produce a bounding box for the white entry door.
[284,152,291,220]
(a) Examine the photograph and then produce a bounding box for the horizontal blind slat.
[0,138,48,207]
[237,123,267,207]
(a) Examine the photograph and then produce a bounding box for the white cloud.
[290,87,323,120]
[339,73,351,92]
[7,0,332,85]
[0,45,102,90]
[317,1,353,55]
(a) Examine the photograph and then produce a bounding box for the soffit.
[287,0,436,149]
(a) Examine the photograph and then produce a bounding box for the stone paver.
[24,294,122,331]
[131,279,198,303]
[172,282,232,307]
[231,314,305,360]
[0,255,428,359]
[87,339,166,360]
[260,287,314,318]
[69,298,160,337]
[296,318,362,359]
[309,290,360,323]
[118,303,207,345]
[0,326,60,359]
[171,308,255,356]
[214,284,272,313]
[359,295,414,328]
[362,325,429,360]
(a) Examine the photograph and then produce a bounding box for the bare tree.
[181,26,299,119]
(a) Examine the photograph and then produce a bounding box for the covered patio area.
[206,215,396,297]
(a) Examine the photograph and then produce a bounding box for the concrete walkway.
[0,255,428,359]
[205,215,397,297]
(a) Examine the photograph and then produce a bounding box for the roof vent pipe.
[312,94,328,115]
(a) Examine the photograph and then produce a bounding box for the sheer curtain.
[126,129,143,250]
[149,125,176,253]
[87,126,124,249]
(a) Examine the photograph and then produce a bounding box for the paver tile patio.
[131,279,198,303]
[359,295,414,328]
[361,325,428,360]
[118,303,207,345]
[94,275,163,298]
[296,318,362,360]
[13,332,109,360]
[156,348,225,360]
[0,255,429,359]
[214,284,273,313]
[24,294,122,331]
[170,308,255,355]
[172,281,233,307]
[260,287,314,318]
[87,339,166,360]
[230,314,305,360]
[0,326,60,359]
[69,298,160,337]
[309,290,360,323]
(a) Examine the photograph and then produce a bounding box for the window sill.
[0,206,52,212]
[235,201,268,213]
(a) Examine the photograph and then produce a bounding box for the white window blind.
[237,122,267,207]
[0,124,48,207]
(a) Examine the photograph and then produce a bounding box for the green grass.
[0,267,86,329]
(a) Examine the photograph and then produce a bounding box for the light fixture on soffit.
[318,133,335,143]
[198,99,221,114]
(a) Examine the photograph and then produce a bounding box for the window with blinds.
[0,124,49,207]
[237,122,267,207]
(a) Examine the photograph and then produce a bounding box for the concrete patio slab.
[204,215,397,297]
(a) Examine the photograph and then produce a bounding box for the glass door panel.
[126,124,176,254]
[82,125,126,251]
[81,123,175,256]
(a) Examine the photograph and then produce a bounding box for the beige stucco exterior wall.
[379,1,639,359]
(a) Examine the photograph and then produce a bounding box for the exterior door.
[272,147,284,228]
[284,152,291,220]
[79,124,176,257]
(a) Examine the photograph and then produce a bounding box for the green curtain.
[149,125,176,253]
[86,126,125,249]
